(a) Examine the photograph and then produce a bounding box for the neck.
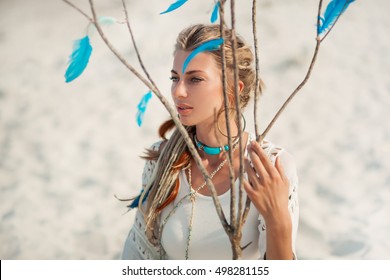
[194,119,244,164]
[195,120,238,148]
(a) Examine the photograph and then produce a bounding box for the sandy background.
[1,0,389,259]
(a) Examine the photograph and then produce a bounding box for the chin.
[179,119,193,127]
[178,116,196,127]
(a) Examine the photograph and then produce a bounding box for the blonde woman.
[121,24,299,260]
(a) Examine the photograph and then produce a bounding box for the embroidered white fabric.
[121,137,299,260]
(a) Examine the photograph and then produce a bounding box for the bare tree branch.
[239,0,261,242]
[62,0,92,21]
[229,0,246,260]
[317,0,324,36]
[218,0,235,191]
[120,0,158,90]
[319,0,347,42]
[252,0,261,139]
[259,1,324,142]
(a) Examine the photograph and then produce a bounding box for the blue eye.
[190,77,203,83]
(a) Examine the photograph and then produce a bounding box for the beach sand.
[1,0,389,259]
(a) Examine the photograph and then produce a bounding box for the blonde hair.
[141,24,262,245]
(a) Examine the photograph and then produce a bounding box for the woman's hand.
[243,140,293,259]
[243,141,290,226]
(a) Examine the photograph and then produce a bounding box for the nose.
[171,79,187,100]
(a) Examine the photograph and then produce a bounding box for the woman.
[121,24,299,260]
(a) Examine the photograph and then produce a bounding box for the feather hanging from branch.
[87,16,119,35]
[182,38,224,73]
[128,194,141,209]
[318,0,355,35]
[127,188,150,209]
[136,91,153,127]
[210,1,220,23]
[160,0,188,15]
[64,35,93,83]
[98,16,117,26]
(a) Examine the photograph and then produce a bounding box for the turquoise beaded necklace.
[194,135,240,155]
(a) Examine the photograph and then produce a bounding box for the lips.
[176,104,193,115]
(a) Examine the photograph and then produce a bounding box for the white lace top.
[121,137,299,260]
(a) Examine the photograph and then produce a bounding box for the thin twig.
[241,198,252,230]
[120,0,159,90]
[218,0,235,192]
[230,0,245,260]
[240,0,261,236]
[259,1,324,142]
[217,0,235,212]
[229,0,238,233]
[218,0,236,230]
[252,0,261,140]
[317,0,323,36]
[62,0,92,21]
[320,0,347,42]
[63,0,154,91]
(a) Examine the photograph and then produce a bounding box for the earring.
[216,108,246,138]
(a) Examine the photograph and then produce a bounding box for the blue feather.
[182,38,224,73]
[65,36,93,83]
[128,188,150,209]
[98,16,117,26]
[318,0,355,35]
[210,2,220,23]
[128,191,142,209]
[160,0,188,15]
[136,91,153,127]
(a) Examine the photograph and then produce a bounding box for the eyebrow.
[171,69,206,75]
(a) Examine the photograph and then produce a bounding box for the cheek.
[170,83,176,95]
[210,83,224,105]
[202,93,224,113]
[170,86,174,99]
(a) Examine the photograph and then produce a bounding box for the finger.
[275,156,288,183]
[242,179,255,197]
[247,146,268,179]
[244,158,260,188]
[249,141,278,177]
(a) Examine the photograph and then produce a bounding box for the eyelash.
[169,77,203,83]
[190,77,203,83]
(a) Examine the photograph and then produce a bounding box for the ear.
[238,81,244,93]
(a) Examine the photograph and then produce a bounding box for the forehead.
[172,50,219,74]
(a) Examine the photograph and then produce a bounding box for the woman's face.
[170,50,224,127]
